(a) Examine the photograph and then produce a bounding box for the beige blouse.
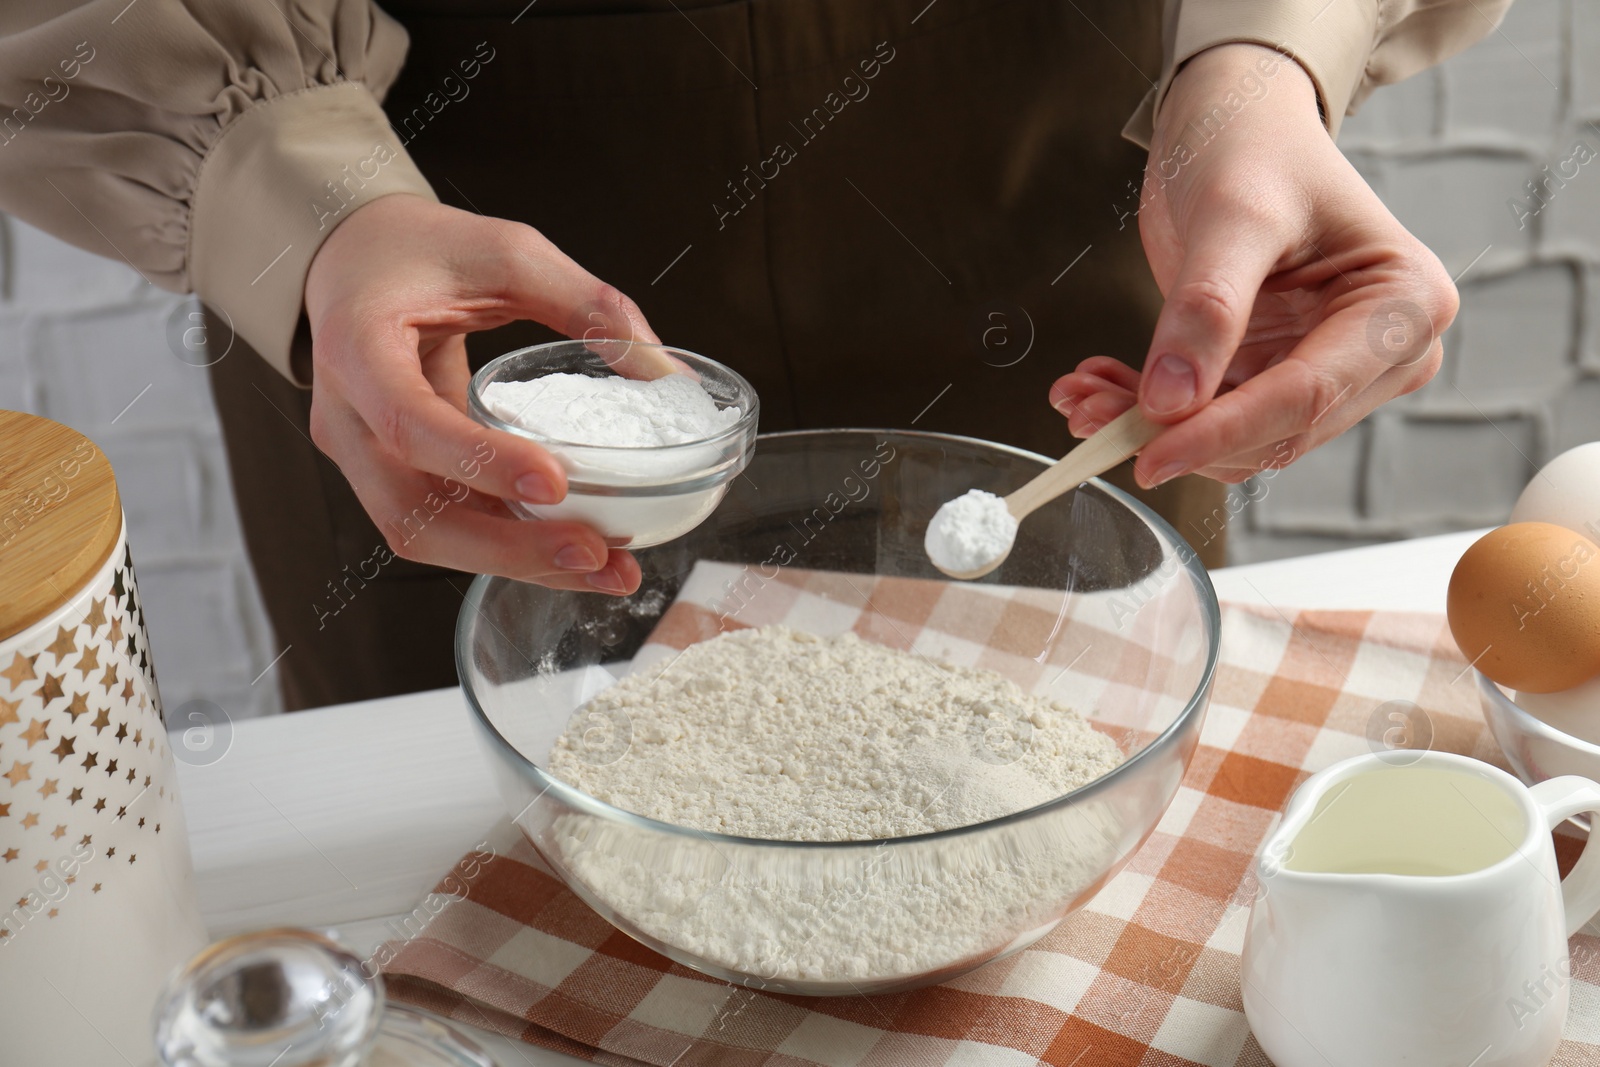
[0,0,1511,384]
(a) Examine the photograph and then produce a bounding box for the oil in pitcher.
[1242,751,1600,1067]
[1282,764,1523,877]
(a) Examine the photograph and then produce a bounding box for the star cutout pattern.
[82,597,107,633]
[43,626,76,663]
[37,673,65,704]
[0,549,173,930]
[0,652,36,688]
[63,691,89,722]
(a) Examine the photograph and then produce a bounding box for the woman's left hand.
[1050,42,1458,488]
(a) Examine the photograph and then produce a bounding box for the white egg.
[1511,442,1600,541]
[1516,678,1600,747]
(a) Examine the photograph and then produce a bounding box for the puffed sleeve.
[1124,0,1517,147]
[0,0,438,383]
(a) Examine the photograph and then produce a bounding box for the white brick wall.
[1231,0,1600,562]
[0,216,282,719]
[2,1,1595,711]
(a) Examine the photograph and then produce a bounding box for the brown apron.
[208,0,1227,711]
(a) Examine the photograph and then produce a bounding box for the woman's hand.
[302,194,651,594]
[1050,43,1458,487]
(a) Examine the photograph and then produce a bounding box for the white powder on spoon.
[925,489,1018,575]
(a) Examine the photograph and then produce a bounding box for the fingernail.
[515,473,559,505]
[554,545,601,572]
[586,569,628,594]
[1145,462,1187,488]
[1144,355,1197,416]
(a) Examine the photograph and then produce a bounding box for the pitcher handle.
[1530,776,1600,937]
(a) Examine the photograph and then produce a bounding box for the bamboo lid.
[0,410,121,639]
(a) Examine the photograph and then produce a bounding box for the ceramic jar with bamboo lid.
[0,409,208,1064]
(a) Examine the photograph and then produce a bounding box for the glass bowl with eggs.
[468,338,759,547]
[1456,444,1600,814]
[456,430,1219,995]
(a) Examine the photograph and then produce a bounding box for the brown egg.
[1447,522,1600,693]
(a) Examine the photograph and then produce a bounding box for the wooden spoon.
[929,406,1163,580]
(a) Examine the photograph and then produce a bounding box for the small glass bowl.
[468,339,758,547]
[1472,675,1600,783]
[1477,671,1600,827]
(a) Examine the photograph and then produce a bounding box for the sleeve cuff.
[189,82,437,385]
[1123,0,1379,147]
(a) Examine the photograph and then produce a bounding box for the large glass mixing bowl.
[457,430,1220,996]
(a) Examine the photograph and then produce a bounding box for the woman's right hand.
[302,193,651,594]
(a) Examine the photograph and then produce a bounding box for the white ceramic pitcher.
[1242,751,1600,1067]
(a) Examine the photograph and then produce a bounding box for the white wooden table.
[176,530,1485,1066]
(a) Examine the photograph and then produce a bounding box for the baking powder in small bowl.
[470,340,758,547]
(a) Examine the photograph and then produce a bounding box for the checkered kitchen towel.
[380,562,1600,1065]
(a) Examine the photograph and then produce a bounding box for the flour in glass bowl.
[545,626,1125,982]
